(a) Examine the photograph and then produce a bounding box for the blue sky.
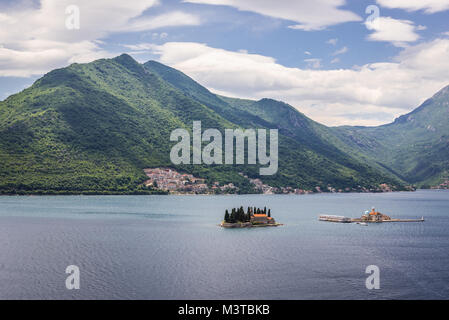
[1,0,449,125]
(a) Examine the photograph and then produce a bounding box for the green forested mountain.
[0,54,443,194]
[144,60,406,191]
[0,54,245,194]
[333,85,449,187]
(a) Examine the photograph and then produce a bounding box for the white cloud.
[124,43,160,51]
[365,17,423,46]
[332,46,348,55]
[376,0,449,14]
[0,13,16,24]
[146,39,449,126]
[0,0,200,77]
[124,11,200,32]
[327,38,338,45]
[183,0,361,31]
[330,58,340,64]
[304,58,322,69]
[151,32,169,40]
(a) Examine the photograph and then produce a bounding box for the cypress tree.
[224,210,230,222]
[230,210,236,223]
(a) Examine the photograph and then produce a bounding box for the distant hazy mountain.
[334,85,449,187]
[1,54,443,194]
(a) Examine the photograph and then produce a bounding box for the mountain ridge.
[333,83,449,186]
[1,54,446,194]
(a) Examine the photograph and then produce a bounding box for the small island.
[220,206,282,228]
[319,207,425,223]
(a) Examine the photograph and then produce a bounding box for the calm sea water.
[0,190,448,300]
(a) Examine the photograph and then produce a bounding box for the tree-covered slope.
[144,60,406,191]
[0,55,408,194]
[333,85,449,186]
[0,54,240,194]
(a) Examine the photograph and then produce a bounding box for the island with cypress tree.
[220,206,282,228]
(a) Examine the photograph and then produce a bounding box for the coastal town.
[142,168,415,195]
[431,179,449,189]
[143,168,238,194]
[240,173,314,194]
[143,168,318,195]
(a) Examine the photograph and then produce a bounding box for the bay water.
[0,190,448,299]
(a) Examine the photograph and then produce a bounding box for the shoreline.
[220,222,284,228]
[351,218,425,223]
[4,189,449,197]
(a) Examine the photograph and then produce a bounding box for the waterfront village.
[220,206,282,228]
[143,168,238,194]
[143,168,400,195]
[430,179,449,190]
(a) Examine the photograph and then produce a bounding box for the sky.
[0,0,449,126]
